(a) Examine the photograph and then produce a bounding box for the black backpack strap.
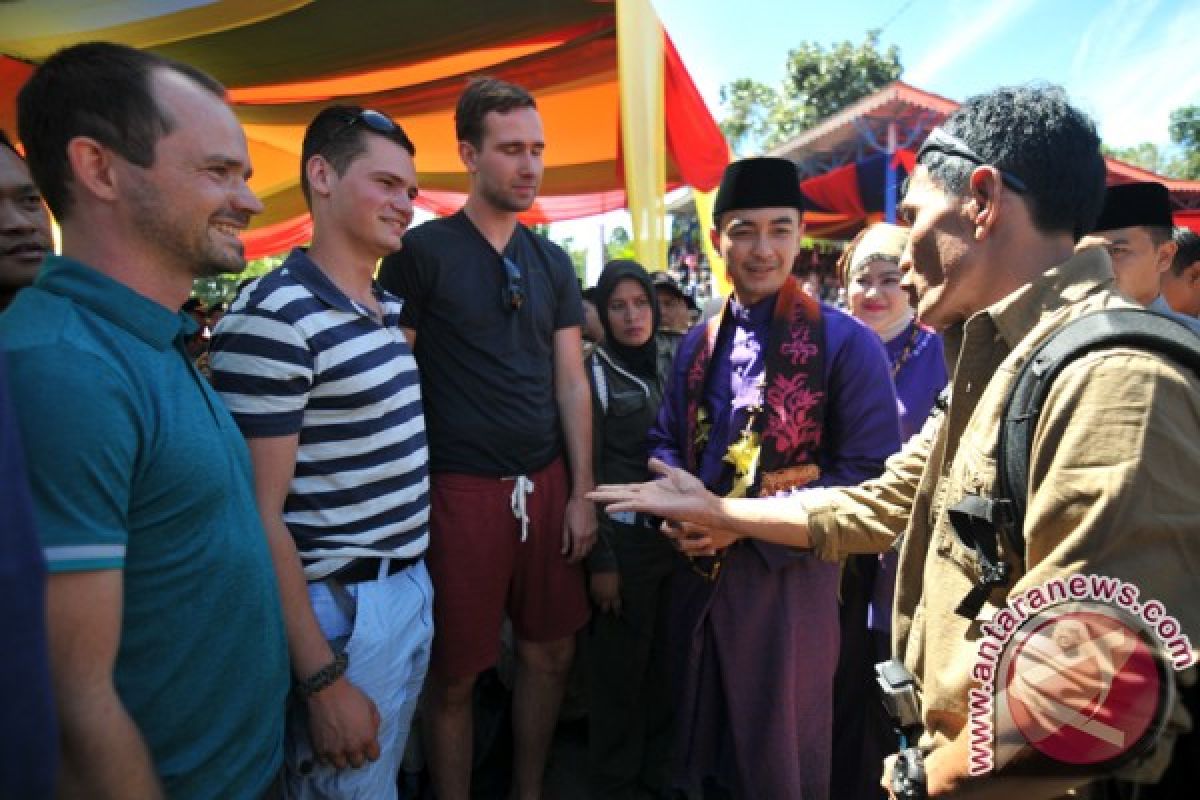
[999,307,1200,561]
[947,494,1013,619]
[950,308,1200,620]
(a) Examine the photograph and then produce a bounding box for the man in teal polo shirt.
[0,43,288,799]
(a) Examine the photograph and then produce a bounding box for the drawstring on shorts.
[504,475,535,542]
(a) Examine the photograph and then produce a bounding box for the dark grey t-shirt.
[379,211,583,476]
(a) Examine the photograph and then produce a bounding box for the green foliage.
[556,236,588,282]
[1101,142,1169,174]
[190,253,286,307]
[719,30,902,155]
[1169,105,1200,180]
[605,226,635,262]
[719,79,782,153]
[1100,104,1200,181]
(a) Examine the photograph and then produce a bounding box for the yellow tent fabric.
[617,0,666,272]
[692,187,730,297]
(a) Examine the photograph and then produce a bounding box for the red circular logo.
[1003,608,1163,765]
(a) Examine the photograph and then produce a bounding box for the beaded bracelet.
[296,652,349,698]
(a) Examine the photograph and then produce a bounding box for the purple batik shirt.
[649,293,901,496]
[648,292,901,797]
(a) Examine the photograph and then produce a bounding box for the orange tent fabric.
[0,0,729,259]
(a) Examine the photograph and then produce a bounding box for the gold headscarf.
[837,223,910,287]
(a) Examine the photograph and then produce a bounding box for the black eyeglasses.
[320,109,398,151]
[916,127,1029,194]
[501,256,525,312]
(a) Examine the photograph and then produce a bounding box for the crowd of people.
[2,38,1199,800]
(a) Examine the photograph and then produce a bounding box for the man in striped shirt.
[211,106,432,799]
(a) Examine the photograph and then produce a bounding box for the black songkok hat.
[1091,182,1173,233]
[712,157,806,224]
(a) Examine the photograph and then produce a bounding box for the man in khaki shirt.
[591,85,1200,798]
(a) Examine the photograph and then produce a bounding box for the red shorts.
[426,457,590,680]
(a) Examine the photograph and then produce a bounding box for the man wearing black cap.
[644,156,900,798]
[1089,181,1200,334]
[652,271,696,333]
[593,87,1200,799]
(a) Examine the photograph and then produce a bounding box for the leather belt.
[331,555,423,585]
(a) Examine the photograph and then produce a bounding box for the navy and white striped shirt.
[210,249,429,580]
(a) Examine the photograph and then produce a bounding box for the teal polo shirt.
[0,256,288,799]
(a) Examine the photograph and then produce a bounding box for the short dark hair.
[1145,225,1174,247]
[919,85,1106,241]
[17,41,225,221]
[300,105,416,207]
[1172,228,1200,275]
[0,129,17,156]
[454,77,536,149]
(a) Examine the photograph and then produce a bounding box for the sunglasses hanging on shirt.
[501,256,525,312]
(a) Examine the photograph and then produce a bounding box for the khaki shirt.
[803,247,1200,744]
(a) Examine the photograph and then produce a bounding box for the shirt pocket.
[935,439,997,575]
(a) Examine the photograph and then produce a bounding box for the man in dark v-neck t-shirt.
[378,77,594,800]
[384,209,581,474]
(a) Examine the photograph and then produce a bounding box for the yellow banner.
[693,187,730,298]
[616,0,666,271]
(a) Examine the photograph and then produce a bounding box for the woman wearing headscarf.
[584,259,680,800]
[831,222,949,799]
[839,222,947,440]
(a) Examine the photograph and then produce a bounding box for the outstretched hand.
[587,458,717,526]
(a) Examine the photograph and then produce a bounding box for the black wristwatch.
[892,746,928,800]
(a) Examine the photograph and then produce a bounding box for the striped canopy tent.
[768,80,1200,238]
[0,0,730,263]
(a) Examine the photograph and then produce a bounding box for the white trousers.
[284,561,433,800]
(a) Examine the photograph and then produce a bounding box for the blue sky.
[650,0,1200,150]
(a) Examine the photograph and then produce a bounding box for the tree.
[556,236,588,283]
[719,79,781,154]
[1101,142,1169,174]
[191,252,285,307]
[1169,105,1200,180]
[1099,104,1200,181]
[719,30,902,154]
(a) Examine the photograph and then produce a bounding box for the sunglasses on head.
[321,109,398,151]
[916,127,1029,194]
[501,256,525,312]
